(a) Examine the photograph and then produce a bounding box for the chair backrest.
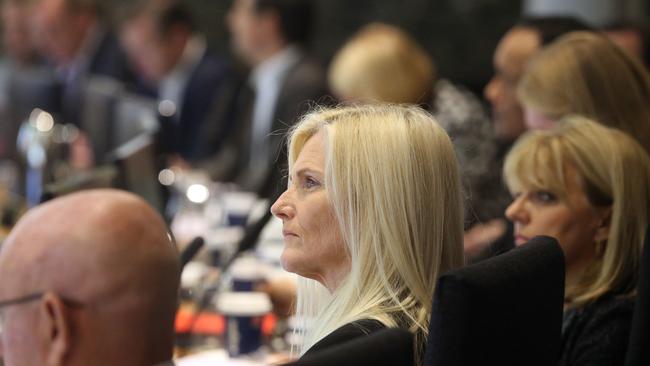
[625,225,650,366]
[285,328,414,366]
[425,236,565,366]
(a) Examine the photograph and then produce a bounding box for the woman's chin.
[280,249,318,282]
[280,247,299,274]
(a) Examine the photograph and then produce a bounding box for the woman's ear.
[39,292,71,366]
[594,206,613,243]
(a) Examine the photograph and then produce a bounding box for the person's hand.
[464,218,507,258]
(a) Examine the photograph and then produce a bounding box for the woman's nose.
[505,195,529,224]
[270,189,295,221]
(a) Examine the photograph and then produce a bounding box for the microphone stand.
[185,207,274,348]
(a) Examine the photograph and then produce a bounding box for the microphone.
[221,207,273,270]
[185,202,275,339]
[180,236,205,269]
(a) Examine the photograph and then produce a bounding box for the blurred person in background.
[517,31,650,152]
[197,0,329,199]
[466,16,593,261]
[0,0,60,216]
[504,116,650,365]
[1,0,40,67]
[33,0,134,128]
[328,23,435,106]
[0,189,180,366]
[328,22,499,228]
[485,16,593,144]
[271,104,463,362]
[120,0,231,162]
[603,21,649,69]
[23,0,137,175]
[0,0,54,161]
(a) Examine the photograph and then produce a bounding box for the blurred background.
[106,0,650,94]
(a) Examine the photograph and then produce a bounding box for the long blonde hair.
[517,31,650,152]
[504,115,650,307]
[287,104,464,359]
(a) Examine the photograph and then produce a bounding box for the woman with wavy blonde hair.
[271,104,464,361]
[517,31,650,152]
[503,115,650,365]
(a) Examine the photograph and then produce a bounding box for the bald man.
[0,189,180,366]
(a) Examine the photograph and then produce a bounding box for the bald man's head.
[0,189,180,366]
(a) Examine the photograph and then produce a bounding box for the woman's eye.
[532,191,557,203]
[303,177,320,189]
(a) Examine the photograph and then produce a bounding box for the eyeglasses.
[0,292,44,334]
[0,292,44,309]
[0,292,82,334]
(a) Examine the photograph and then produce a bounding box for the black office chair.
[284,328,414,366]
[425,236,565,366]
[625,225,650,366]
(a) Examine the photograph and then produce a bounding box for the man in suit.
[33,0,134,128]
[0,0,47,162]
[0,0,64,202]
[199,0,330,198]
[120,0,230,161]
[484,16,593,145]
[0,189,180,366]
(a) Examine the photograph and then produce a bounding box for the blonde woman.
[517,31,650,152]
[503,115,650,365]
[271,104,464,361]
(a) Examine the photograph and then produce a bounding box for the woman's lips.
[282,230,299,238]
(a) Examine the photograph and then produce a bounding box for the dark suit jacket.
[88,28,134,82]
[199,51,331,198]
[157,50,230,160]
[289,322,420,366]
[60,25,135,128]
[303,319,386,356]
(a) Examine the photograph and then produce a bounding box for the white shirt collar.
[248,46,301,90]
